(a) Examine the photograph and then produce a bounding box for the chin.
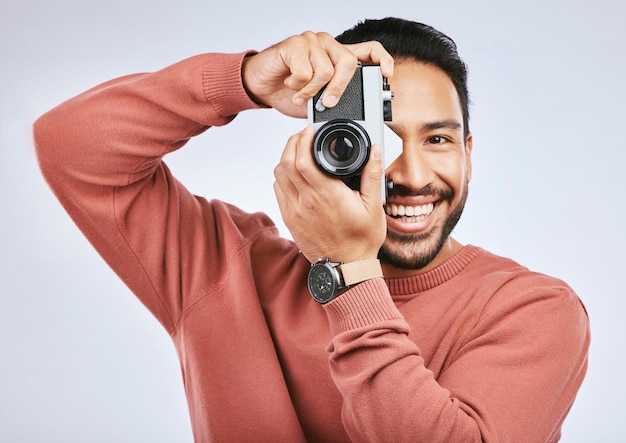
[378,230,446,271]
[379,191,468,271]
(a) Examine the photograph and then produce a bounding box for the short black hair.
[337,17,470,137]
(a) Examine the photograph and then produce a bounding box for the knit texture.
[33,51,590,442]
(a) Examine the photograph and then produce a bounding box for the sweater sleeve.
[323,277,590,442]
[33,52,265,333]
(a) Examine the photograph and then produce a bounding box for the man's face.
[380,61,472,274]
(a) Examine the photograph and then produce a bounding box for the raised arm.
[33,52,263,331]
[33,33,393,333]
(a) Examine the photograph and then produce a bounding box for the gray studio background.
[1,0,624,441]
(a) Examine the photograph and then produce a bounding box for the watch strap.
[339,259,383,287]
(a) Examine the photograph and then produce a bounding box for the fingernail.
[293,96,305,106]
[323,95,338,108]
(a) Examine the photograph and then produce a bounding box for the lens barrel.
[312,119,371,178]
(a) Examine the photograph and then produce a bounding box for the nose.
[385,142,435,192]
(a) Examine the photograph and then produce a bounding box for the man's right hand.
[241,31,394,119]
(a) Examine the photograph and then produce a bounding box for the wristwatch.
[307,258,383,304]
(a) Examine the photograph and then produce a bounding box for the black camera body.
[307,64,402,202]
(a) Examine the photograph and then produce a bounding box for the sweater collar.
[384,245,481,296]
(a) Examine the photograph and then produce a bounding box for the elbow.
[33,112,55,176]
[32,108,71,187]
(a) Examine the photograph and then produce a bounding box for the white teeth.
[385,203,434,219]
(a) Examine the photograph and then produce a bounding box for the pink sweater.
[33,52,589,442]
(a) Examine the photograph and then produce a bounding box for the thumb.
[360,144,384,209]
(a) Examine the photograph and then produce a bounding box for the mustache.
[387,182,454,202]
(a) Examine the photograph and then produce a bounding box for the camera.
[307,64,402,202]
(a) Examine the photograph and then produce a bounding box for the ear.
[465,132,473,183]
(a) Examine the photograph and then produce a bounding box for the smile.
[385,203,434,222]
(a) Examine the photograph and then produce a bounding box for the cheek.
[465,151,472,183]
[433,153,467,192]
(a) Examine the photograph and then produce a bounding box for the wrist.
[203,51,265,116]
[339,258,383,287]
[307,257,383,304]
[241,53,266,106]
[323,278,404,337]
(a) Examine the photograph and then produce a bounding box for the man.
[34,17,589,442]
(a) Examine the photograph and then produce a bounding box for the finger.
[293,125,338,191]
[302,32,360,109]
[281,32,340,98]
[273,176,303,238]
[273,179,290,218]
[359,144,384,210]
[287,32,359,107]
[273,164,298,204]
[280,33,320,93]
[274,131,303,199]
[276,126,329,198]
[294,37,394,109]
[345,41,395,78]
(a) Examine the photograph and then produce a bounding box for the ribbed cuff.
[323,278,404,336]
[202,51,265,118]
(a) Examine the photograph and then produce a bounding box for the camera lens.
[329,137,354,162]
[312,119,370,178]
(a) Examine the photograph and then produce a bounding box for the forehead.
[389,61,463,127]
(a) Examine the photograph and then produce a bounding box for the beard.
[378,181,469,270]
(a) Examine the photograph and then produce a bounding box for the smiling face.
[379,60,473,276]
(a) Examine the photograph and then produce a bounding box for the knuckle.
[315,31,334,42]
[347,55,360,69]
[300,194,318,212]
[278,158,294,175]
[284,34,309,58]
[287,132,303,148]
[288,33,307,46]
[273,164,283,180]
[315,63,335,81]
[294,156,310,175]
[369,40,385,51]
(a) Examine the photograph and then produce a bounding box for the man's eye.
[427,135,447,144]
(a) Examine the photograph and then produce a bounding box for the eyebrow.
[421,119,463,132]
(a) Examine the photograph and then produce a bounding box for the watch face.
[307,264,339,304]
